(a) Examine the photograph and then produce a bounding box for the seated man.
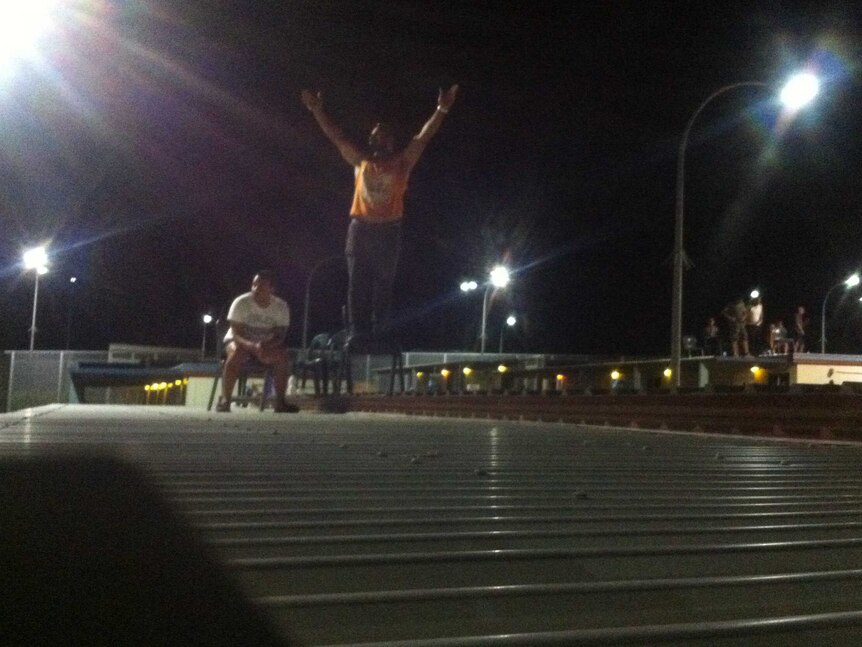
[217,270,298,413]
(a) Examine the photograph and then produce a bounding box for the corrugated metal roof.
[4,405,862,645]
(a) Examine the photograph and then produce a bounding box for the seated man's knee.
[258,346,289,367]
[224,342,250,367]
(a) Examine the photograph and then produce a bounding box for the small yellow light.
[183,378,189,384]
[463,366,473,376]
[151,383,159,390]
[416,371,424,378]
[440,369,451,378]
[750,366,760,374]
[497,365,508,373]
[174,379,182,386]
[610,370,621,381]
[663,368,672,379]
[556,374,565,382]
[159,382,167,390]
[144,385,150,391]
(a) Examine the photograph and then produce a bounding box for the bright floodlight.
[845,273,861,288]
[506,315,517,326]
[0,0,57,65]
[489,265,510,288]
[460,280,478,292]
[202,314,213,324]
[779,73,819,111]
[750,289,760,299]
[22,246,48,271]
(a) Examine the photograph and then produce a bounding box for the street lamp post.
[481,265,510,354]
[499,314,516,353]
[301,255,342,355]
[201,313,213,359]
[23,246,49,351]
[460,267,511,354]
[670,74,819,387]
[65,276,77,350]
[820,273,860,353]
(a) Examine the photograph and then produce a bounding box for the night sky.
[2,1,861,356]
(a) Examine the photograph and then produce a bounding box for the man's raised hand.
[301,89,323,112]
[437,84,459,112]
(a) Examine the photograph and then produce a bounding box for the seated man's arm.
[261,327,288,349]
[228,322,262,353]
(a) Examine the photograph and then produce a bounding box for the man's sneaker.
[215,401,231,413]
[274,400,299,414]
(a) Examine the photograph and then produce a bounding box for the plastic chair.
[297,333,330,395]
[682,335,702,357]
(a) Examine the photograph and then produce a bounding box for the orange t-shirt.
[350,158,410,222]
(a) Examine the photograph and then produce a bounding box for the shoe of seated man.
[274,400,299,413]
[215,401,231,413]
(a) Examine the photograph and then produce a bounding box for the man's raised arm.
[301,90,363,167]
[403,84,459,168]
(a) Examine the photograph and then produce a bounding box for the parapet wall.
[339,392,862,442]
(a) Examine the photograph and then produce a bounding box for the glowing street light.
[0,0,57,72]
[23,245,49,351]
[670,72,819,386]
[489,265,510,289]
[779,73,820,111]
[820,272,861,353]
[750,289,760,300]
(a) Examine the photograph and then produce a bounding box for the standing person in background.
[722,297,749,357]
[746,296,764,355]
[793,305,810,353]
[301,84,459,340]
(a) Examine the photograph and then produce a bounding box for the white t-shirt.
[224,292,290,343]
[746,303,763,326]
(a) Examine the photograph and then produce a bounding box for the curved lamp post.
[301,255,343,354]
[481,265,510,354]
[65,276,77,350]
[820,273,860,353]
[201,313,213,359]
[461,266,511,354]
[23,245,49,351]
[670,73,819,387]
[499,314,517,353]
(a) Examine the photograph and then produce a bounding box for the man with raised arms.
[301,84,458,339]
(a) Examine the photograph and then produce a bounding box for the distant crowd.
[702,296,809,357]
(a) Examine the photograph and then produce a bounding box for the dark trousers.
[345,218,401,337]
[746,325,763,354]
